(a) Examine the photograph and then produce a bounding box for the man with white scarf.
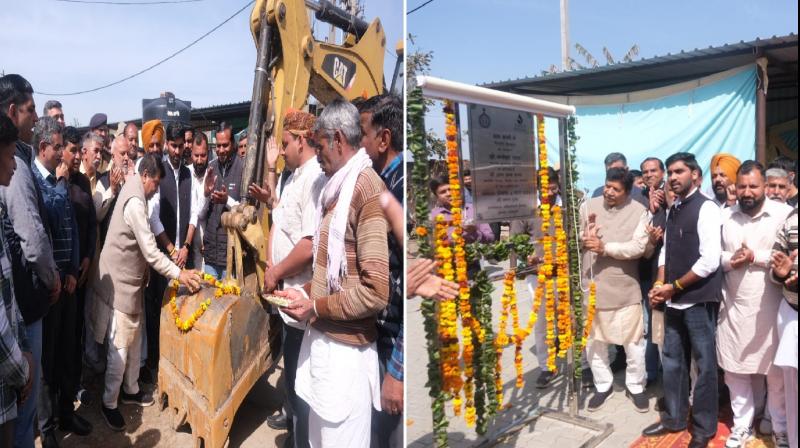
[278,99,389,447]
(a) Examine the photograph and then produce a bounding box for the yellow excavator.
[157,1,398,446]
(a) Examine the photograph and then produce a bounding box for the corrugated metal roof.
[483,34,797,96]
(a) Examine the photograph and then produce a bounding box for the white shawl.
[313,148,373,293]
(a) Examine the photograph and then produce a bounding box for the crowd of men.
[503,150,797,448]
[0,72,406,448]
[430,148,797,448]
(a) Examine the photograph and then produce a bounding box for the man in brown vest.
[86,154,200,432]
[581,167,655,413]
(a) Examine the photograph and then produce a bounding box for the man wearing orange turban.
[141,120,165,156]
[710,153,741,207]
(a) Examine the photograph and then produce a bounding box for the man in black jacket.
[642,152,723,448]
[202,122,243,280]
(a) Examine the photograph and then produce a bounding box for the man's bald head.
[111,134,131,171]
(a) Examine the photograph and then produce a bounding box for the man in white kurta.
[718,163,793,448]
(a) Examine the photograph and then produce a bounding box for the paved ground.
[36,359,289,448]
[406,259,660,448]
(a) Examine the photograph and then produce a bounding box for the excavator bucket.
[158,282,280,448]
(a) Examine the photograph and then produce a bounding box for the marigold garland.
[434,215,462,415]
[408,87,448,447]
[444,100,481,426]
[166,273,241,332]
[581,281,597,350]
[537,115,551,230]
[553,206,573,360]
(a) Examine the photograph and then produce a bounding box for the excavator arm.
[243,0,385,196]
[226,0,385,291]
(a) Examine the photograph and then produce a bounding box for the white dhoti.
[295,326,380,448]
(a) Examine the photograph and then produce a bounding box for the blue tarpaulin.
[547,65,757,192]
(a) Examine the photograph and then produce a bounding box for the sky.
[408,0,798,155]
[0,0,403,126]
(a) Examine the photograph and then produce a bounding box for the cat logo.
[322,54,357,90]
[333,58,348,86]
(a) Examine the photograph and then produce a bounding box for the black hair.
[43,100,62,114]
[430,175,449,194]
[604,152,627,167]
[165,122,185,142]
[605,166,633,193]
[0,74,34,115]
[768,155,796,172]
[193,131,208,147]
[629,169,643,178]
[216,121,234,140]
[547,166,560,185]
[137,153,164,178]
[184,126,195,137]
[368,94,402,152]
[352,97,369,113]
[63,126,82,145]
[768,155,797,188]
[737,160,765,178]
[0,113,19,146]
[665,152,701,173]
[640,157,664,172]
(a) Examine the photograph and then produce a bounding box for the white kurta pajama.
[718,199,793,432]
[580,197,653,395]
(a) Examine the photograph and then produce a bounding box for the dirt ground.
[36,360,290,448]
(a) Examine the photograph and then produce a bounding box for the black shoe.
[581,369,594,390]
[266,410,287,430]
[587,389,613,412]
[101,406,126,432]
[138,366,154,385]
[536,370,556,389]
[42,430,60,448]
[121,390,155,407]
[642,421,685,437]
[627,390,649,413]
[59,412,93,436]
[654,396,665,412]
[688,435,712,448]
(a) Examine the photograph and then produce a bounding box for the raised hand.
[645,223,664,245]
[649,189,665,214]
[731,242,754,269]
[110,166,124,194]
[56,161,70,180]
[211,184,228,205]
[248,180,272,206]
[204,167,216,197]
[266,136,281,169]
